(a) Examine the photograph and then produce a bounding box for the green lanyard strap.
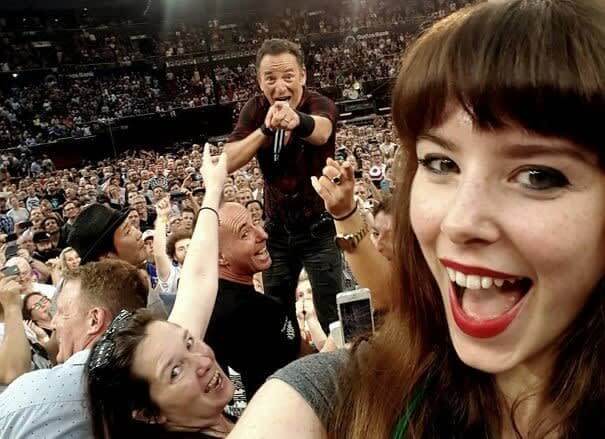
[391,379,429,439]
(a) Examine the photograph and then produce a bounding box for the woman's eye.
[170,365,182,380]
[513,167,570,191]
[418,155,459,174]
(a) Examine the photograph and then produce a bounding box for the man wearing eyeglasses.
[61,201,80,241]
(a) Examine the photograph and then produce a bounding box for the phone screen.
[339,298,373,343]
[0,265,20,277]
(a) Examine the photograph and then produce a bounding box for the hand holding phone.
[0,273,22,309]
[336,288,375,344]
[0,265,20,277]
[5,244,18,260]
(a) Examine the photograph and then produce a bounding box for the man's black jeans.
[263,216,343,335]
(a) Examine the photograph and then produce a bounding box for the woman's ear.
[131,409,167,425]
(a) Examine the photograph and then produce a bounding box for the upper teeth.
[447,268,522,290]
[206,370,220,392]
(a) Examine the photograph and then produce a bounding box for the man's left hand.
[268,101,300,131]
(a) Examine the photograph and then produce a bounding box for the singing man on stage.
[224,38,342,335]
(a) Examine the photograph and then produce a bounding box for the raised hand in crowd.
[311,157,393,311]
[164,144,228,338]
[0,275,30,384]
[45,257,62,285]
[25,320,49,345]
[0,276,22,315]
[155,196,171,221]
[185,190,201,216]
[296,296,327,353]
[311,157,356,219]
[152,196,173,286]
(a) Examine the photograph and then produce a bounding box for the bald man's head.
[218,202,271,282]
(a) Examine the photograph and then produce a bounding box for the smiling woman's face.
[410,107,605,374]
[132,321,234,428]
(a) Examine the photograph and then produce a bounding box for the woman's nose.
[440,179,501,246]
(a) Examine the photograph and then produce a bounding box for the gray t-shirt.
[269,350,348,427]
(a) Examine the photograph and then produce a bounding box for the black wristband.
[293,111,316,138]
[332,202,358,221]
[260,123,274,137]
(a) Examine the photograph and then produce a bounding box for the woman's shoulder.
[269,349,349,427]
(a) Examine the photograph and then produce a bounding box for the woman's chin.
[450,334,521,374]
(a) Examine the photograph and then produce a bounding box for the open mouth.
[446,266,533,338]
[254,247,269,258]
[204,369,223,393]
[274,96,291,103]
[449,268,533,318]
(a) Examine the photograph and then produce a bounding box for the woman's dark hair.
[166,230,192,260]
[353,145,365,169]
[21,292,43,320]
[331,1,605,438]
[244,199,263,209]
[87,309,164,438]
[245,199,264,216]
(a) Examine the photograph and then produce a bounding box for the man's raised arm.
[224,129,268,174]
[223,98,271,174]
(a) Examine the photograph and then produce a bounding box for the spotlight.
[12,73,18,78]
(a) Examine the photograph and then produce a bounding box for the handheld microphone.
[273,129,285,163]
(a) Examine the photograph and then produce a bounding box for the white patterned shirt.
[0,349,91,439]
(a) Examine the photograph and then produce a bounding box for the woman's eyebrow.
[418,133,457,151]
[419,133,594,164]
[498,143,594,164]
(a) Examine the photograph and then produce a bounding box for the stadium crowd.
[0,0,471,149]
[0,0,600,438]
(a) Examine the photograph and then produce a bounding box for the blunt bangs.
[392,0,605,163]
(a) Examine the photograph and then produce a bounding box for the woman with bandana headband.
[86,149,238,438]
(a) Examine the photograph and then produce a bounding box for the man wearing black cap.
[68,204,146,267]
[32,232,61,263]
[68,204,167,316]
[67,204,166,317]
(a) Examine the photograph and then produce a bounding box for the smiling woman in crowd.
[228,1,605,438]
[86,148,237,438]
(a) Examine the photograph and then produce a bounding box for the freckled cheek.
[523,216,603,283]
[410,184,447,247]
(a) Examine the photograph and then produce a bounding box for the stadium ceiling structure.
[0,0,140,10]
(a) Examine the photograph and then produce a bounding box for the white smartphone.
[336,288,375,344]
